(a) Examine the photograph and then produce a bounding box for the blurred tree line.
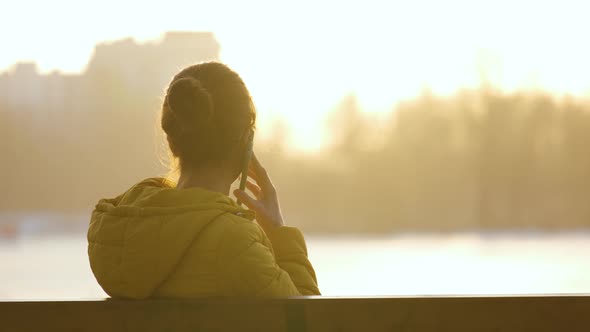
[1,86,590,233]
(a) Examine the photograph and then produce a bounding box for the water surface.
[1,231,589,299]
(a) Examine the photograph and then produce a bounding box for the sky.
[1,0,589,149]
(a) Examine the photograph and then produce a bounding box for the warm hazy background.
[1,1,590,234]
[2,0,590,298]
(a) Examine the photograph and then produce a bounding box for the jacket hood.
[87,178,254,299]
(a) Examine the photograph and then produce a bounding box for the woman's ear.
[225,145,245,181]
[228,128,254,180]
[240,128,254,145]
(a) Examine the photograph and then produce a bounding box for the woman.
[88,62,320,298]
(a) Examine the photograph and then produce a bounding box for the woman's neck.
[176,166,233,195]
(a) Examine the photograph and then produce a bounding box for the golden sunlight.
[1,0,589,151]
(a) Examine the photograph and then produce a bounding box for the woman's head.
[161,62,255,175]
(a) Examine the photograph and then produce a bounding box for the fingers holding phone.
[234,153,285,232]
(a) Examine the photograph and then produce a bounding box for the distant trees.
[2,87,590,233]
[276,89,590,233]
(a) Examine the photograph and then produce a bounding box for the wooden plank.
[0,298,287,332]
[300,295,590,332]
[1,295,589,332]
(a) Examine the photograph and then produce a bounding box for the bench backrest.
[2,295,589,331]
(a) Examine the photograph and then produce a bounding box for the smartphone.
[237,131,254,206]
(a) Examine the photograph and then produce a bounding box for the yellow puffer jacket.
[88,178,320,298]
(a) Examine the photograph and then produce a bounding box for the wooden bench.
[2,295,589,331]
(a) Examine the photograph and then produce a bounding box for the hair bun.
[160,62,256,170]
[166,77,213,130]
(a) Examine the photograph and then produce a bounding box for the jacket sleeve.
[218,222,320,297]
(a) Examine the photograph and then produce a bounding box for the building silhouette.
[0,32,220,112]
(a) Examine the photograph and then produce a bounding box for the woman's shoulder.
[212,213,271,255]
[215,212,265,239]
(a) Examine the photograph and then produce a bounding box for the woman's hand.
[234,153,285,232]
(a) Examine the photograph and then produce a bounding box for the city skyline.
[3,1,589,114]
[0,32,220,113]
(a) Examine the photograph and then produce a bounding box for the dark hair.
[161,62,256,170]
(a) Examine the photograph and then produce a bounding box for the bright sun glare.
[1,0,589,150]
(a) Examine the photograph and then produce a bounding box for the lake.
[1,231,589,299]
